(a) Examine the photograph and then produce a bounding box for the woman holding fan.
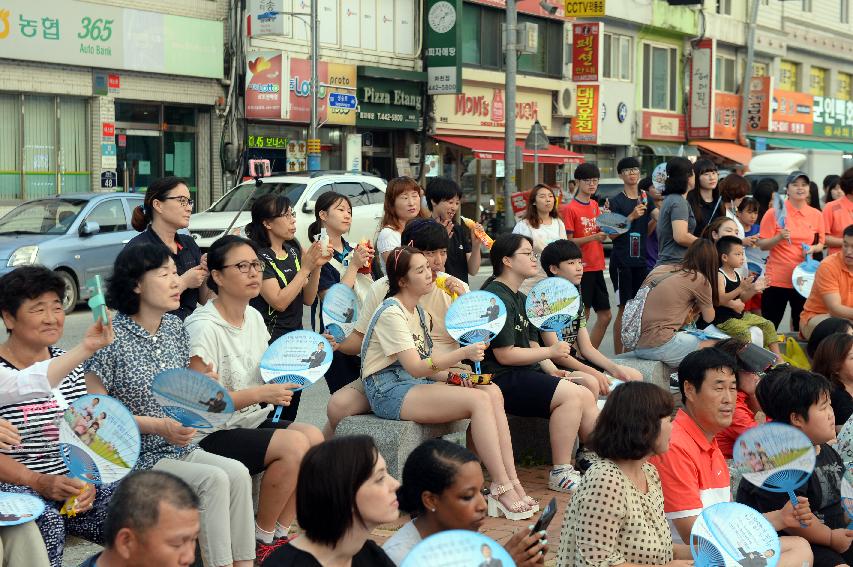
[184,235,323,558]
[757,171,825,331]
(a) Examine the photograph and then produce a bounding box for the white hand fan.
[152,368,236,430]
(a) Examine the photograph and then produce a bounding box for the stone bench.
[613,354,674,391]
[335,414,470,479]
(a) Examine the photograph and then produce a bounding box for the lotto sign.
[571,23,601,83]
[813,96,853,139]
[570,84,599,144]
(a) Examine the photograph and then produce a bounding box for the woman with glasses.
[128,176,209,320]
[686,159,722,237]
[513,184,567,295]
[184,235,324,560]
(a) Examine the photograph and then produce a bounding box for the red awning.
[690,140,753,166]
[433,135,585,165]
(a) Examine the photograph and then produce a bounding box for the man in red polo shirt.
[801,224,853,339]
[649,348,813,566]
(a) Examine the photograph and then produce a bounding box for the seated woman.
[85,243,256,567]
[812,332,853,432]
[557,381,693,567]
[481,234,600,494]
[360,246,534,520]
[262,435,399,566]
[184,235,323,552]
[383,438,548,566]
[0,266,114,567]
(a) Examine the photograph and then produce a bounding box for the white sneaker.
[549,465,582,493]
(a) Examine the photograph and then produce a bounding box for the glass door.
[116,130,161,193]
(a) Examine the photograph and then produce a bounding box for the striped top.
[0,347,87,475]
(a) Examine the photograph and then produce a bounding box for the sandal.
[487,483,534,521]
[511,478,539,512]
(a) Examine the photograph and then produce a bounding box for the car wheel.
[56,270,78,314]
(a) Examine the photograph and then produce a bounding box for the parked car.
[0,192,145,313]
[189,171,388,249]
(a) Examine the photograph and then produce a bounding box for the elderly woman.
[0,266,114,567]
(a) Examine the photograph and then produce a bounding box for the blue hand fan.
[401,530,515,567]
[733,423,815,527]
[841,464,853,529]
[792,243,820,298]
[690,502,780,567]
[321,283,358,343]
[152,368,236,430]
[260,330,333,421]
[525,277,580,333]
[836,419,853,469]
[0,492,46,526]
[596,211,630,235]
[58,394,141,485]
[445,291,507,375]
[773,193,791,244]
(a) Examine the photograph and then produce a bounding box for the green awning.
[643,143,700,157]
[749,137,841,151]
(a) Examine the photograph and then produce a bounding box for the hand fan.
[321,283,358,343]
[445,291,506,375]
[733,423,815,527]
[773,193,791,245]
[0,492,45,526]
[652,162,668,192]
[841,462,853,529]
[746,261,764,279]
[792,243,820,298]
[152,368,236,430]
[690,502,780,567]
[260,330,333,421]
[596,211,630,235]
[525,277,581,334]
[835,418,853,468]
[401,530,514,567]
[85,275,108,324]
[683,325,730,341]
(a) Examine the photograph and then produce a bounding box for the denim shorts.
[363,366,434,420]
[634,332,701,367]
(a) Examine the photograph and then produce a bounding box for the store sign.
[424,0,463,94]
[248,135,287,150]
[357,77,423,129]
[468,1,564,18]
[571,23,601,83]
[102,123,115,137]
[247,0,285,37]
[0,0,223,79]
[688,38,714,139]
[747,76,772,133]
[714,92,740,140]
[564,0,605,17]
[570,84,599,144]
[433,84,552,135]
[813,96,853,139]
[640,111,686,141]
[771,89,813,135]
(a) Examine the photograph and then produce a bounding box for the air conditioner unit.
[554,86,577,118]
[408,143,421,164]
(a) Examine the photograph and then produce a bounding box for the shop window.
[837,72,852,101]
[716,0,732,15]
[23,96,57,198]
[85,199,128,233]
[461,3,481,66]
[778,60,799,91]
[603,33,632,81]
[59,98,90,194]
[809,67,828,97]
[642,43,678,112]
[164,106,196,127]
[715,56,737,93]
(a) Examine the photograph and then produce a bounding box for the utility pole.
[738,0,761,148]
[308,0,321,171]
[503,1,517,229]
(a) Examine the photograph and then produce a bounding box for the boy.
[425,177,482,283]
[561,162,611,349]
[608,157,655,353]
[714,236,782,358]
[539,239,642,395]
[736,366,852,567]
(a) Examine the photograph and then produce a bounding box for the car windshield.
[209,182,308,213]
[0,198,87,235]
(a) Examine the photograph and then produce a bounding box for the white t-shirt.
[184,301,272,432]
[376,227,402,276]
[361,298,431,379]
[382,521,422,566]
[512,218,567,294]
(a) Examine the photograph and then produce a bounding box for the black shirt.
[832,384,853,427]
[250,244,303,341]
[126,227,202,320]
[481,280,540,376]
[608,191,655,268]
[714,269,743,324]
[263,540,395,567]
[443,222,473,283]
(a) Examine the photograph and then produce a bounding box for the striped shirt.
[0,347,87,475]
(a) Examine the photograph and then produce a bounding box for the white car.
[189,172,387,249]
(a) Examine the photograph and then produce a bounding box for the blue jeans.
[363,366,434,420]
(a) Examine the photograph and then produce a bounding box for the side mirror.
[302,201,315,214]
[79,221,101,236]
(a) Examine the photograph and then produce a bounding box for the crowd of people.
[1,156,853,567]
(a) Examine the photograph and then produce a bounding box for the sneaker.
[549,465,582,493]
[256,537,289,565]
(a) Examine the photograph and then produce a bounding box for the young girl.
[185,236,324,555]
[246,194,330,420]
[719,174,751,238]
[812,332,853,432]
[482,234,599,494]
[376,177,427,272]
[361,246,535,521]
[687,158,722,237]
[308,192,374,394]
[513,184,568,294]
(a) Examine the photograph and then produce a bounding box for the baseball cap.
[574,163,601,180]
[786,170,810,186]
[617,157,641,173]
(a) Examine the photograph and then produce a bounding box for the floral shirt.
[84,312,198,470]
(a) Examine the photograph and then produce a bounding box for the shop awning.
[749,137,842,151]
[642,143,699,157]
[690,140,753,165]
[433,135,585,165]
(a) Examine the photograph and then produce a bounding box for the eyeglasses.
[277,210,296,219]
[515,251,539,261]
[162,196,194,208]
[621,168,641,175]
[222,260,265,274]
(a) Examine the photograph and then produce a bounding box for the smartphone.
[531,497,558,535]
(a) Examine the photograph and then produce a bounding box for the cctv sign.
[564,0,605,17]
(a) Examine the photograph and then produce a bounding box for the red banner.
[572,23,600,83]
[714,92,740,140]
[571,84,599,144]
[746,76,771,133]
[772,89,813,135]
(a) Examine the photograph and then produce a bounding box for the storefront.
[636,111,697,171]
[0,0,225,206]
